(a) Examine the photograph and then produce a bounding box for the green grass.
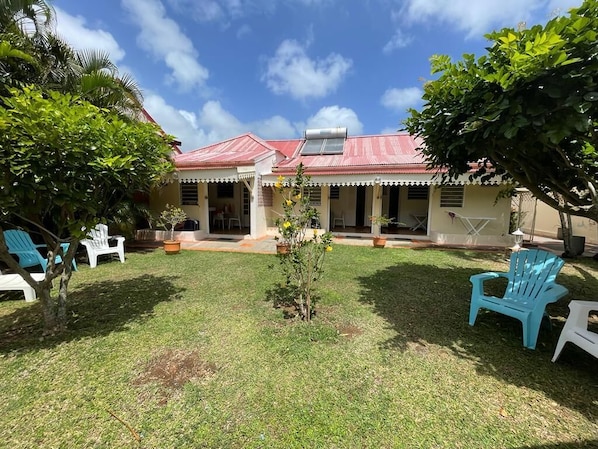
[0,246,597,448]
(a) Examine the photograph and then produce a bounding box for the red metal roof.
[271,133,428,175]
[173,132,432,175]
[264,139,302,158]
[175,133,279,169]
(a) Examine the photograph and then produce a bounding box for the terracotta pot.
[372,237,386,248]
[163,240,181,255]
[276,243,290,255]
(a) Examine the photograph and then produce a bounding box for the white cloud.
[144,94,298,151]
[122,0,209,92]
[252,116,297,139]
[143,93,206,151]
[262,39,352,100]
[236,24,252,39]
[383,29,412,54]
[196,101,298,143]
[381,87,423,112]
[54,7,125,63]
[300,106,363,135]
[401,0,547,37]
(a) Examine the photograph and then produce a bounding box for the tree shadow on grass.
[512,441,598,448]
[355,252,598,421]
[0,274,184,354]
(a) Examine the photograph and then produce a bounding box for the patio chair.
[552,300,598,362]
[0,270,46,301]
[228,215,241,230]
[333,212,346,228]
[469,249,568,349]
[81,224,125,268]
[3,229,77,272]
[213,212,225,230]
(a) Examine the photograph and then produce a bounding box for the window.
[180,183,198,205]
[440,186,464,208]
[407,185,428,200]
[330,186,340,199]
[306,186,322,206]
[217,183,234,198]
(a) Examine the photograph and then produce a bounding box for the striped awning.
[175,166,255,183]
[261,173,504,187]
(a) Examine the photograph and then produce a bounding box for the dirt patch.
[133,349,216,403]
[337,323,363,339]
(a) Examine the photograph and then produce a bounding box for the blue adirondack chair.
[3,230,77,272]
[469,249,568,349]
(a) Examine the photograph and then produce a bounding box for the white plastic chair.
[81,224,125,268]
[213,213,225,230]
[0,271,45,301]
[552,300,598,362]
[332,212,345,228]
[228,216,241,230]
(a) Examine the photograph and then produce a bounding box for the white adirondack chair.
[0,271,45,301]
[81,224,125,268]
[552,300,598,362]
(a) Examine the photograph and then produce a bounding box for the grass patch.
[0,246,596,448]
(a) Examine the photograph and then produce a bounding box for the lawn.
[0,245,597,448]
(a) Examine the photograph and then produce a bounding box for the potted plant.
[160,204,187,254]
[369,215,396,248]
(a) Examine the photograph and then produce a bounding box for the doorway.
[355,186,366,227]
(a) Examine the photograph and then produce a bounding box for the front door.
[356,186,366,227]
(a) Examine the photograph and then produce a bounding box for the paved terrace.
[129,235,598,258]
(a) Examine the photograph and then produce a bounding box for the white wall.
[429,185,513,246]
[520,199,598,244]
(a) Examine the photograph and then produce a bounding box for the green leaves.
[0,86,175,237]
[404,0,598,222]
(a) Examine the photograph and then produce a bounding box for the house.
[148,128,514,247]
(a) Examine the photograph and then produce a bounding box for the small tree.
[160,204,187,242]
[0,86,175,333]
[274,164,333,321]
[369,215,396,237]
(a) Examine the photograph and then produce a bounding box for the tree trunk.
[0,229,77,333]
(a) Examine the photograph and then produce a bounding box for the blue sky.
[50,0,582,152]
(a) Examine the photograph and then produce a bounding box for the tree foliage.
[0,0,143,117]
[0,86,175,331]
[404,0,598,223]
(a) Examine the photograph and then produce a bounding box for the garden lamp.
[512,228,524,251]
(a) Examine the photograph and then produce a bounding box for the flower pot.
[276,243,290,254]
[373,237,386,248]
[163,240,181,255]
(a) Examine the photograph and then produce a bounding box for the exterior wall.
[253,158,275,238]
[429,185,513,247]
[520,199,598,244]
[148,175,514,247]
[145,181,207,241]
[149,181,179,221]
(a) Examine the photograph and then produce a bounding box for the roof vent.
[304,127,347,140]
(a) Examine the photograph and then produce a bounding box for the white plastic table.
[455,215,495,235]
